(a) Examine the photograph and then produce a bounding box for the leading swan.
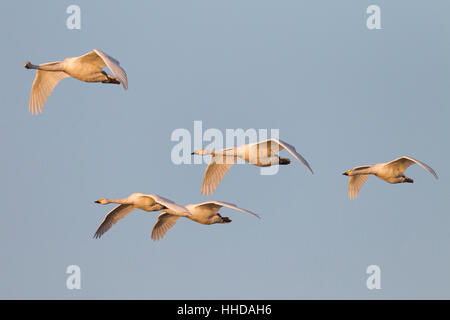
[25,49,128,114]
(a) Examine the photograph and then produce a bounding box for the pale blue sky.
[1,0,450,299]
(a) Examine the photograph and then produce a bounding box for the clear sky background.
[0,0,449,299]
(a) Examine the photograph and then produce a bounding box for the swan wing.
[93,204,135,238]
[261,139,314,174]
[144,194,191,216]
[385,156,438,179]
[201,157,235,195]
[93,49,128,90]
[192,201,260,219]
[28,70,69,114]
[76,50,106,67]
[151,213,180,241]
[348,174,370,199]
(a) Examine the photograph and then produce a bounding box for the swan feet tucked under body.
[342,156,438,199]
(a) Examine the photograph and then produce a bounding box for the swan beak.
[342,171,349,176]
[94,200,100,203]
[191,152,195,155]
[24,61,31,69]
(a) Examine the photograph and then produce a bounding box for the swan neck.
[107,198,131,205]
[353,168,373,175]
[36,61,64,72]
[203,149,214,155]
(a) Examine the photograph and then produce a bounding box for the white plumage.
[151,201,260,241]
[343,156,438,199]
[192,138,314,195]
[93,193,190,238]
[25,49,127,114]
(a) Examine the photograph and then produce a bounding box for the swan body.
[151,201,260,241]
[343,156,438,199]
[25,49,128,114]
[93,193,190,238]
[192,138,314,195]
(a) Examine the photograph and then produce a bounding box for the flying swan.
[93,193,190,238]
[151,201,260,241]
[25,49,128,114]
[191,138,314,195]
[342,156,438,199]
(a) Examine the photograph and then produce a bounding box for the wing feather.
[93,204,135,238]
[348,174,369,199]
[201,157,235,195]
[143,194,191,216]
[261,139,314,174]
[385,156,438,179]
[192,201,260,218]
[93,49,128,90]
[151,213,180,241]
[28,70,69,114]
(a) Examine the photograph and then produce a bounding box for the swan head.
[24,61,31,69]
[191,148,210,156]
[342,170,351,176]
[95,198,109,205]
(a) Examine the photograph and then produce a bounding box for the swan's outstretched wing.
[348,174,370,199]
[29,69,69,114]
[261,139,314,174]
[151,213,180,241]
[93,204,135,238]
[144,194,191,216]
[93,49,128,90]
[77,50,128,90]
[201,157,235,195]
[191,201,260,218]
[385,156,438,179]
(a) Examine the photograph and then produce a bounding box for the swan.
[151,201,260,241]
[93,193,190,238]
[343,156,438,199]
[25,49,128,114]
[191,138,314,195]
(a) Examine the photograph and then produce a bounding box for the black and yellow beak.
[342,171,349,176]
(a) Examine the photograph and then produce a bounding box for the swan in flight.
[151,201,260,241]
[343,156,438,199]
[93,193,190,238]
[25,49,128,114]
[191,138,314,195]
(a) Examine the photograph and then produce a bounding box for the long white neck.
[351,167,375,175]
[202,149,215,156]
[32,61,65,72]
[105,198,131,205]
